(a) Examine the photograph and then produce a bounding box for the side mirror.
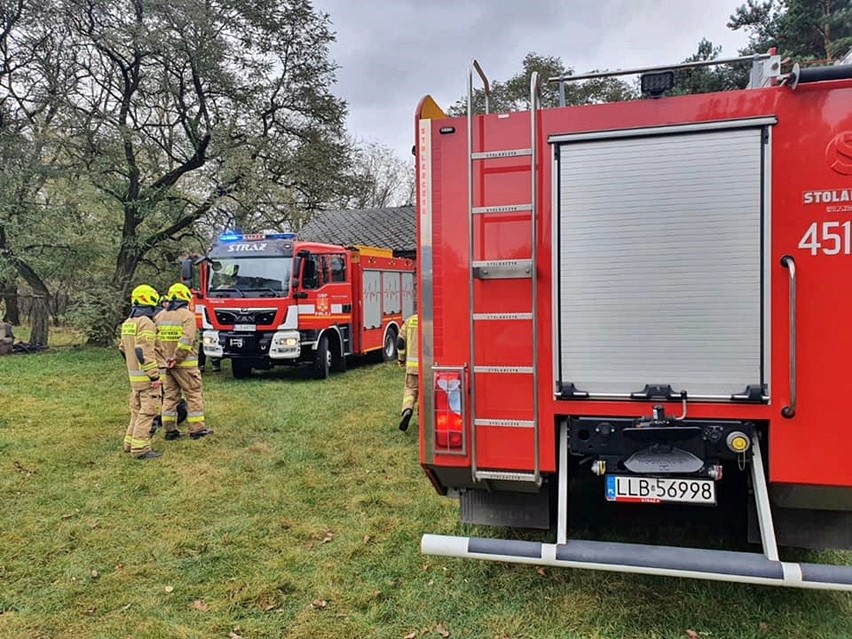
[180,258,193,284]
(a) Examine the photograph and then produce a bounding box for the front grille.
[214,309,277,325]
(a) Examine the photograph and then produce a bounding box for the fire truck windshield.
[208,257,292,298]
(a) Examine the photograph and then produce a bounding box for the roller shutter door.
[557,127,764,399]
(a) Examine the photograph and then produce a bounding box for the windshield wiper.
[210,287,246,298]
[244,287,282,297]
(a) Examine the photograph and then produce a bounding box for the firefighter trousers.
[125,387,160,457]
[163,367,206,434]
[401,372,418,414]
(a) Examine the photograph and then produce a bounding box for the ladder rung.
[472,313,533,321]
[475,471,539,482]
[473,366,534,374]
[473,259,532,280]
[471,148,532,160]
[474,419,535,428]
[472,204,532,215]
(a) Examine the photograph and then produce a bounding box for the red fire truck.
[414,51,852,590]
[184,232,415,379]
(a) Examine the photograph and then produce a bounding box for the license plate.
[605,475,716,505]
[234,324,256,332]
[230,337,244,348]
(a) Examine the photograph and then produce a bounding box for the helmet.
[167,282,193,303]
[131,284,160,307]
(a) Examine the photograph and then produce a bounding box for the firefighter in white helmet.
[396,313,419,431]
[155,283,213,440]
[118,284,163,460]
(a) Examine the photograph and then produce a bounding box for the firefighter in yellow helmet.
[118,284,164,460]
[396,313,419,431]
[155,283,213,440]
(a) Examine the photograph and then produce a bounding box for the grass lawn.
[0,347,851,639]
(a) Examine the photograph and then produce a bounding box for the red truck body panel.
[417,78,852,489]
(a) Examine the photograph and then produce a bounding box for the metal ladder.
[466,60,542,485]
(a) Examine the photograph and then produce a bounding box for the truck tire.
[331,337,347,373]
[232,360,252,379]
[382,327,398,362]
[313,334,331,379]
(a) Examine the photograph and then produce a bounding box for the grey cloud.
[315,0,751,159]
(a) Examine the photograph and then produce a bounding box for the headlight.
[203,334,218,346]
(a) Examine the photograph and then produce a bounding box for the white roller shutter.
[557,127,764,398]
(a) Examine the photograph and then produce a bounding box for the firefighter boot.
[399,408,413,432]
[165,430,182,440]
[189,428,214,440]
[135,451,162,460]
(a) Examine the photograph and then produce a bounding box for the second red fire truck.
[414,51,852,590]
[184,233,415,379]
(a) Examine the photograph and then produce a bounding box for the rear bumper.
[422,534,852,591]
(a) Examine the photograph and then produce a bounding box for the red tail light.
[434,369,465,453]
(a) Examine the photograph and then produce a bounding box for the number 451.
[798,221,851,256]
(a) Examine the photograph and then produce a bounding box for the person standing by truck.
[119,285,163,460]
[155,283,213,440]
[396,313,419,431]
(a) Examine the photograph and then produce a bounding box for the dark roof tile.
[298,206,416,254]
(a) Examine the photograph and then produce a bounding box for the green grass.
[0,348,850,639]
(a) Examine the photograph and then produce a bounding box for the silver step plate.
[474,419,535,428]
[471,148,532,160]
[472,204,532,215]
[473,259,532,280]
[475,471,539,482]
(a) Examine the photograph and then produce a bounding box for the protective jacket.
[155,301,199,368]
[119,308,161,389]
[397,314,419,374]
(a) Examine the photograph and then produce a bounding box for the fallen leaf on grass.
[363,535,372,544]
[263,603,277,611]
[229,632,243,639]
[120,603,132,612]
[686,631,699,639]
[311,599,327,610]
[90,570,99,579]
[535,566,546,577]
[404,632,417,639]
[322,531,334,543]
[164,586,174,593]
[61,514,74,521]
[191,600,208,612]
[13,461,36,476]
[436,623,450,638]
[758,623,770,633]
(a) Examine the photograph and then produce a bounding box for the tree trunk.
[1,280,20,325]
[29,295,49,346]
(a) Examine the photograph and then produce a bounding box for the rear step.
[420,535,852,590]
[422,426,852,592]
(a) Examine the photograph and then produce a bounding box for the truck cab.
[193,231,414,378]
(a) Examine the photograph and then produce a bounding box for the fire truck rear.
[190,232,415,378]
[415,51,852,590]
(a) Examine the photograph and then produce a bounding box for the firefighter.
[155,282,213,440]
[396,313,419,431]
[118,284,164,460]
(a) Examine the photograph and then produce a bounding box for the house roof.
[298,206,416,255]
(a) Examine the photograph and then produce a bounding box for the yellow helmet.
[167,282,193,303]
[130,284,160,307]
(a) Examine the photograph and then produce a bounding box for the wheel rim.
[384,334,394,357]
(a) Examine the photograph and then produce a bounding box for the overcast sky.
[313,0,753,160]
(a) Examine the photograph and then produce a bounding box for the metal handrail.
[547,53,774,84]
[781,256,796,418]
[530,70,541,486]
[467,59,489,480]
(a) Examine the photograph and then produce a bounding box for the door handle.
[780,255,796,418]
